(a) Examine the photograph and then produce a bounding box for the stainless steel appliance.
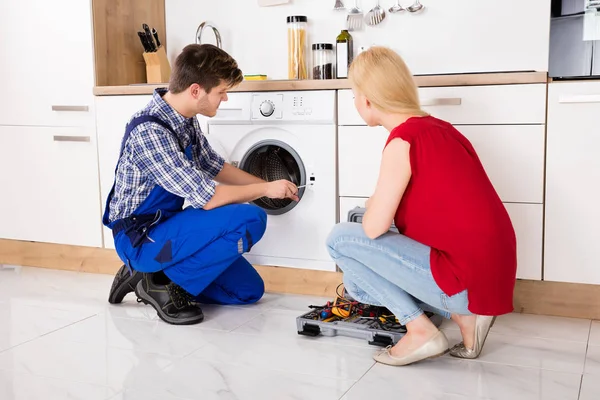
[549,0,600,79]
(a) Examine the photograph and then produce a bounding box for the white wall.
[165,0,551,79]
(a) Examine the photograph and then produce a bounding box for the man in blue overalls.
[103,44,300,325]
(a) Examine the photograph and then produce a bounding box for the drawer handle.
[51,105,89,112]
[421,98,462,106]
[53,135,90,142]
[558,95,600,104]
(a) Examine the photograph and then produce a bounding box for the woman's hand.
[365,197,372,209]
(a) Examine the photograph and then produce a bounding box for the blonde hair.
[349,46,428,116]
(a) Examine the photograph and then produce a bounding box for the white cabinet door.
[338,125,545,204]
[459,125,545,204]
[339,198,541,280]
[544,82,600,285]
[0,0,94,127]
[95,95,153,249]
[0,126,102,247]
[504,203,543,281]
[338,126,388,197]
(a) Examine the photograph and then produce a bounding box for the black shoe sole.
[108,268,142,304]
[134,281,204,325]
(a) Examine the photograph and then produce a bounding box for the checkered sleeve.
[129,124,216,208]
[192,122,225,180]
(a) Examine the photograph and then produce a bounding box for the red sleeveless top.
[386,116,517,315]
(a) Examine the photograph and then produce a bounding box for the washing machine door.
[204,126,308,215]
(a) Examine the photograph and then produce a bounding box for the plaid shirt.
[108,88,225,223]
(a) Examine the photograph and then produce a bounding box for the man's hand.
[263,180,300,202]
[202,179,299,211]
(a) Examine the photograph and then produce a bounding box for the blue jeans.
[326,222,472,325]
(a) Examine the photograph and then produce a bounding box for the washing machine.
[204,90,337,272]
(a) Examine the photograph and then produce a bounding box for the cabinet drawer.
[0,125,102,247]
[338,125,544,203]
[0,0,95,127]
[338,197,542,281]
[338,84,547,126]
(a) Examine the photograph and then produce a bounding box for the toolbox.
[296,298,443,347]
[295,206,442,347]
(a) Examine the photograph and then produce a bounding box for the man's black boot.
[108,264,143,304]
[134,273,204,325]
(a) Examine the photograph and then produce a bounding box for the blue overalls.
[102,115,267,305]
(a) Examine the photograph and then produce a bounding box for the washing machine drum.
[238,140,306,215]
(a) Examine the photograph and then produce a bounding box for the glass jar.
[287,16,308,80]
[312,43,334,80]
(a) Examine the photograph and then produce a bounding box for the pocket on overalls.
[126,210,163,248]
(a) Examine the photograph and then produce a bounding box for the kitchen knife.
[152,28,162,48]
[143,23,157,52]
[137,31,150,52]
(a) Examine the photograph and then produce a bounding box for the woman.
[326,47,517,366]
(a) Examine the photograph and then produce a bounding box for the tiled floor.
[0,265,598,400]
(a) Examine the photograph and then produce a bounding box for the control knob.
[259,100,275,117]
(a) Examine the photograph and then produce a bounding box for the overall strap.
[119,115,180,155]
[102,114,178,228]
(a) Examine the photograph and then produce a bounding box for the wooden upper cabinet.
[92,0,167,86]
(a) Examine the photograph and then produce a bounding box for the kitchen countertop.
[93,71,548,96]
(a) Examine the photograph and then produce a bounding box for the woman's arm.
[362,138,412,239]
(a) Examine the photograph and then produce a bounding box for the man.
[103,44,299,325]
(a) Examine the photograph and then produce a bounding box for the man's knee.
[234,272,265,305]
[245,275,265,304]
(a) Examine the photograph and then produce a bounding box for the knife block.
[142,46,171,84]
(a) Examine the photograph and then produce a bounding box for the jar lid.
[287,16,308,23]
[312,43,334,50]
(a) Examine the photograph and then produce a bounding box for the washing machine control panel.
[248,92,335,122]
[251,94,284,120]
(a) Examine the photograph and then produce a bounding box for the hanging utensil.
[407,0,425,13]
[346,0,363,31]
[365,0,385,26]
[389,0,405,13]
[334,0,345,10]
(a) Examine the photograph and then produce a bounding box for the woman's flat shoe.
[373,330,449,366]
[449,315,496,359]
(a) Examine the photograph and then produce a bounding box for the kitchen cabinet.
[0,0,95,127]
[338,198,542,281]
[95,95,153,249]
[338,125,545,204]
[337,84,547,281]
[544,82,600,285]
[0,126,102,247]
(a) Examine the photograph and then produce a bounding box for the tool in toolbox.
[296,284,442,347]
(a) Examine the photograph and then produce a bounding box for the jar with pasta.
[287,16,308,80]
